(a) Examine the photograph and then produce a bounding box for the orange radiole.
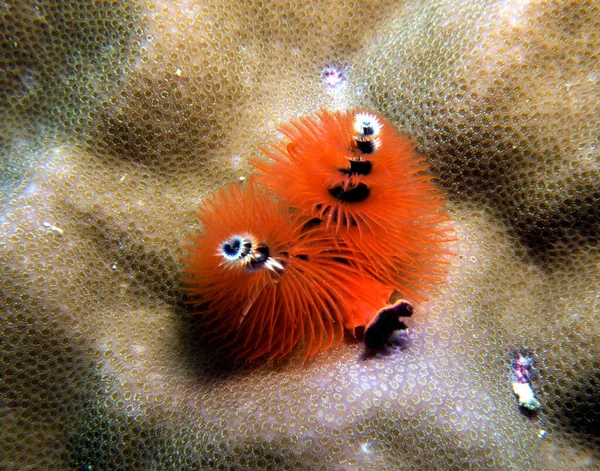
[184,181,390,361]
[185,109,453,361]
[254,109,453,303]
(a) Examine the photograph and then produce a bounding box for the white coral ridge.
[353,112,382,138]
[512,382,541,410]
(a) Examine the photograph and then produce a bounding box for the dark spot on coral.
[333,257,351,265]
[364,300,412,350]
[360,125,376,136]
[558,372,600,439]
[255,242,269,260]
[222,237,241,258]
[248,242,275,271]
[355,139,376,154]
[432,139,599,262]
[339,159,372,176]
[300,217,323,232]
[221,236,253,260]
[328,183,370,203]
[518,404,540,418]
[516,186,600,262]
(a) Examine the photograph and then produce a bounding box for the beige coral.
[1,0,599,470]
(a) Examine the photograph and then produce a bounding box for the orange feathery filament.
[253,109,454,304]
[184,181,388,361]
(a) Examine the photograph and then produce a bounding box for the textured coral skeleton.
[1,1,599,470]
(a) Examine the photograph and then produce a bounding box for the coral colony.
[185,109,453,361]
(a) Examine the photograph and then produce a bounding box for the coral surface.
[1,0,599,470]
